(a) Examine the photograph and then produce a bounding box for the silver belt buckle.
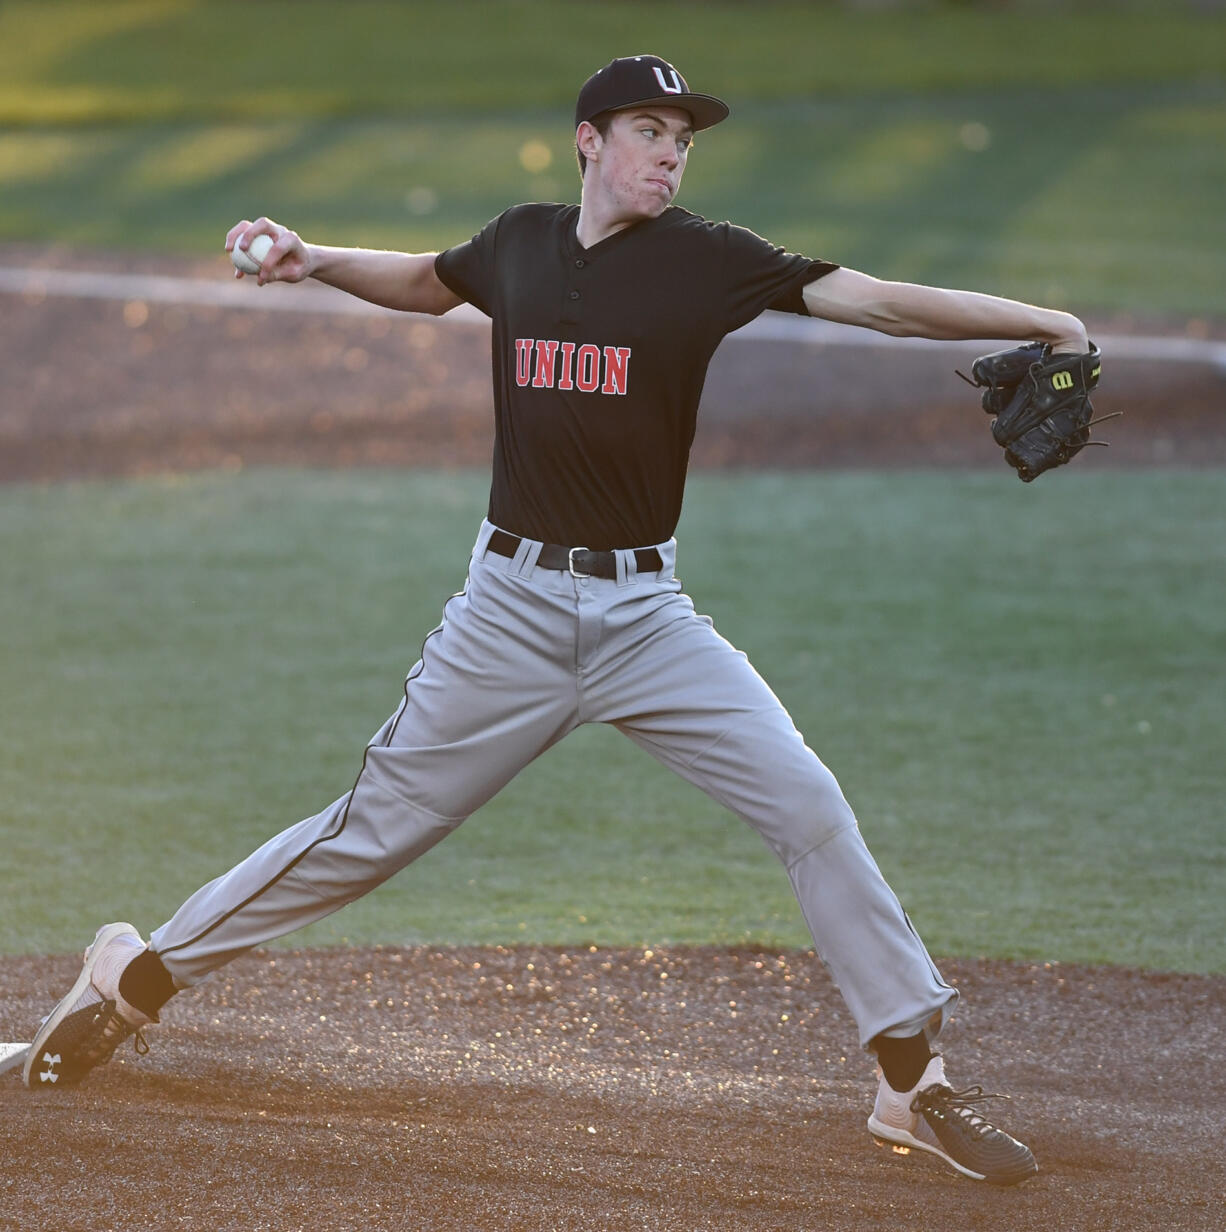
[567,546,591,578]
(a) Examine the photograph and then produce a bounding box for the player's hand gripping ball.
[231,233,274,275]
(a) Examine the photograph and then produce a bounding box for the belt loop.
[472,520,496,563]
[515,535,542,577]
[655,538,677,581]
[615,547,636,588]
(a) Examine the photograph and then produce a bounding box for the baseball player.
[26,55,1089,1186]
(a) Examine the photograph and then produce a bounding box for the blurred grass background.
[1,470,1222,972]
[1,2,1223,971]
[1,0,1223,314]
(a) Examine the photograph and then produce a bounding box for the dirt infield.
[3,248,1225,1229]
[3,947,1225,1231]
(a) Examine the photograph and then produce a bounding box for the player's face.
[587,107,694,220]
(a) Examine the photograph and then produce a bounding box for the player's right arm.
[226,218,463,317]
[306,244,463,316]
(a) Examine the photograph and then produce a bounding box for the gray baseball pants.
[151,520,955,1047]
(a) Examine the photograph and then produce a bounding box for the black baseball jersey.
[436,203,836,550]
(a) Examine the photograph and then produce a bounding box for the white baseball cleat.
[867,1053,1039,1186]
[22,922,156,1089]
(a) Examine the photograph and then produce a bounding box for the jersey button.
[575,259,585,268]
[568,290,580,300]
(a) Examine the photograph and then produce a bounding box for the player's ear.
[576,120,603,164]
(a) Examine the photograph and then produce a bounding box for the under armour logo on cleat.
[40,1052,61,1083]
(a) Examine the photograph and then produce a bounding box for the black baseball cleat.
[23,922,155,1089]
[867,1054,1038,1186]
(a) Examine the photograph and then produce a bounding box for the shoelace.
[912,1084,1011,1140]
[83,1005,149,1067]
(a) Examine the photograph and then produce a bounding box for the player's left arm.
[802,267,1088,354]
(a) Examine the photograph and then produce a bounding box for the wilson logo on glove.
[958,342,1118,482]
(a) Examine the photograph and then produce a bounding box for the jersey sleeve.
[719,222,838,331]
[434,212,504,317]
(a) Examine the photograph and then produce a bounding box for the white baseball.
[231,232,274,275]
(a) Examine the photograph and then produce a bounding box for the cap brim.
[607,92,729,132]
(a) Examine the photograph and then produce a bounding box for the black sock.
[872,1031,934,1092]
[118,948,179,1022]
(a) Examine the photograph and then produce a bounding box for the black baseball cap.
[574,55,729,132]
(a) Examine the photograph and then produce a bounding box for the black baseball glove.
[961,341,1112,482]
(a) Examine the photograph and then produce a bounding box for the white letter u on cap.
[652,66,683,95]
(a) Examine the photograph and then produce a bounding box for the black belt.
[486,529,662,579]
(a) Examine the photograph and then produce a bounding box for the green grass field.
[2,469,1222,973]
[1,0,1223,315]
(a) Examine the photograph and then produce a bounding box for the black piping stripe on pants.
[153,582,469,960]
